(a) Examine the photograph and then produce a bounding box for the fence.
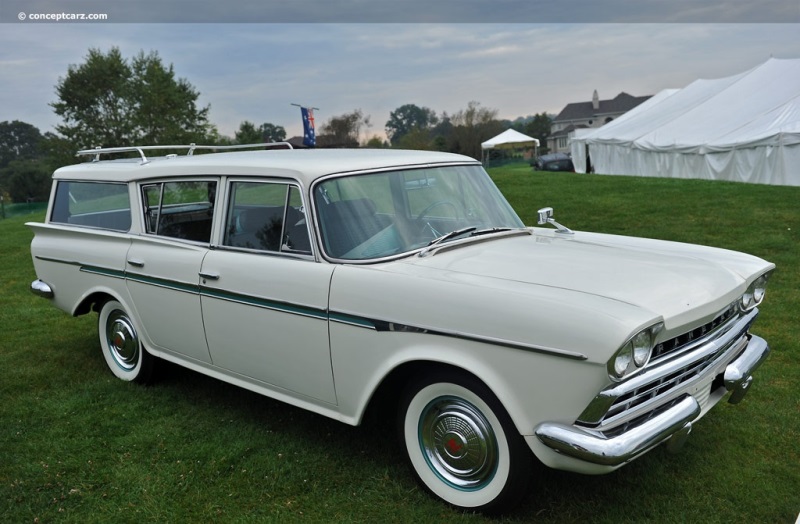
[0,201,47,220]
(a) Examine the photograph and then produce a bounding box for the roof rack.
[76,142,294,165]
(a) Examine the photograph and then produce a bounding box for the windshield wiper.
[418,227,524,257]
[468,227,513,238]
[426,226,477,247]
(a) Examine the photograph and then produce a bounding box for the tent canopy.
[571,58,800,186]
[481,129,540,150]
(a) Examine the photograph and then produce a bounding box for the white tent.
[571,58,800,186]
[481,129,539,165]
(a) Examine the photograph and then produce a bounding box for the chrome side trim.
[329,310,588,360]
[535,396,700,466]
[30,279,54,299]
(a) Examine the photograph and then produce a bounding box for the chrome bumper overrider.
[535,334,769,467]
[30,279,54,299]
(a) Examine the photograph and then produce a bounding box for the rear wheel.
[98,300,154,383]
[398,371,530,513]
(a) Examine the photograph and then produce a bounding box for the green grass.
[1,170,798,522]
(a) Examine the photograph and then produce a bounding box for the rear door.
[125,179,216,364]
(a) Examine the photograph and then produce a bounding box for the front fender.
[329,322,610,441]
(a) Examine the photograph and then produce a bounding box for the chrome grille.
[605,350,719,420]
[651,304,738,361]
[602,397,685,438]
[576,309,758,431]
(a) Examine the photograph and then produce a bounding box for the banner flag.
[301,107,316,147]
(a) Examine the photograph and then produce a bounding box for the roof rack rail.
[76,142,294,165]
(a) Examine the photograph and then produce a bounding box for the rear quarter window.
[51,181,132,231]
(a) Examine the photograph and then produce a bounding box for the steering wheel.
[415,200,460,242]
[416,200,459,221]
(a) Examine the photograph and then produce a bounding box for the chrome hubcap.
[419,397,498,490]
[106,311,139,370]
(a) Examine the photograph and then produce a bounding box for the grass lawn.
[1,168,798,522]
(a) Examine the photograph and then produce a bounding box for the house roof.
[554,92,651,123]
[549,124,589,140]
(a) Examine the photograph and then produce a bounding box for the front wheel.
[98,300,155,383]
[398,371,530,513]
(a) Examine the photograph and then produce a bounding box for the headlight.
[740,271,773,312]
[609,322,664,381]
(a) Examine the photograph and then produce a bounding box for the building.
[548,91,651,153]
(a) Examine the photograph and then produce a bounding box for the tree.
[1,159,52,202]
[364,135,389,148]
[128,50,212,145]
[0,121,43,169]
[396,128,436,150]
[385,104,438,146]
[259,123,287,143]
[234,121,262,144]
[0,122,61,203]
[316,109,371,148]
[40,132,79,172]
[51,47,213,150]
[524,113,553,154]
[446,101,504,160]
[234,121,287,144]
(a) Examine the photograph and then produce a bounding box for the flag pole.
[290,103,320,111]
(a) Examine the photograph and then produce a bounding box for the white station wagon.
[29,144,774,512]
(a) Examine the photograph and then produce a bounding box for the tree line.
[0,47,552,203]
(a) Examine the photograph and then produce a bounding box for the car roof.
[53,148,480,186]
[538,152,571,161]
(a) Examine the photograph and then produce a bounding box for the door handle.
[127,258,145,267]
[199,271,220,281]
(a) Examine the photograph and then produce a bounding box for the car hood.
[396,228,770,326]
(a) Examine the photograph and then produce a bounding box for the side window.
[141,180,216,242]
[51,181,131,231]
[224,181,311,255]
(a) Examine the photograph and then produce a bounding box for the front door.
[200,180,336,404]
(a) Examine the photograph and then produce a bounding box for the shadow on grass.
[123,355,709,522]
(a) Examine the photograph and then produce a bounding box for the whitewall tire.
[399,371,530,513]
[98,300,154,383]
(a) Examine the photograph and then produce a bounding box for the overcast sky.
[2,1,799,142]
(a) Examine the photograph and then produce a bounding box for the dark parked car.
[533,152,575,172]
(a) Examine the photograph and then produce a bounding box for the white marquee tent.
[570,58,800,186]
[481,129,539,165]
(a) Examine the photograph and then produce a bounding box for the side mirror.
[536,207,573,235]
[537,207,554,225]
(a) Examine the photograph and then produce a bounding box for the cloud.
[1,22,799,142]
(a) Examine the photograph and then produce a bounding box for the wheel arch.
[73,289,122,316]
[75,288,159,359]
[361,359,509,429]
[72,291,112,317]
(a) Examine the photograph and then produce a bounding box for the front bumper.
[534,333,769,467]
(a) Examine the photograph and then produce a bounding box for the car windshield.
[313,164,525,261]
